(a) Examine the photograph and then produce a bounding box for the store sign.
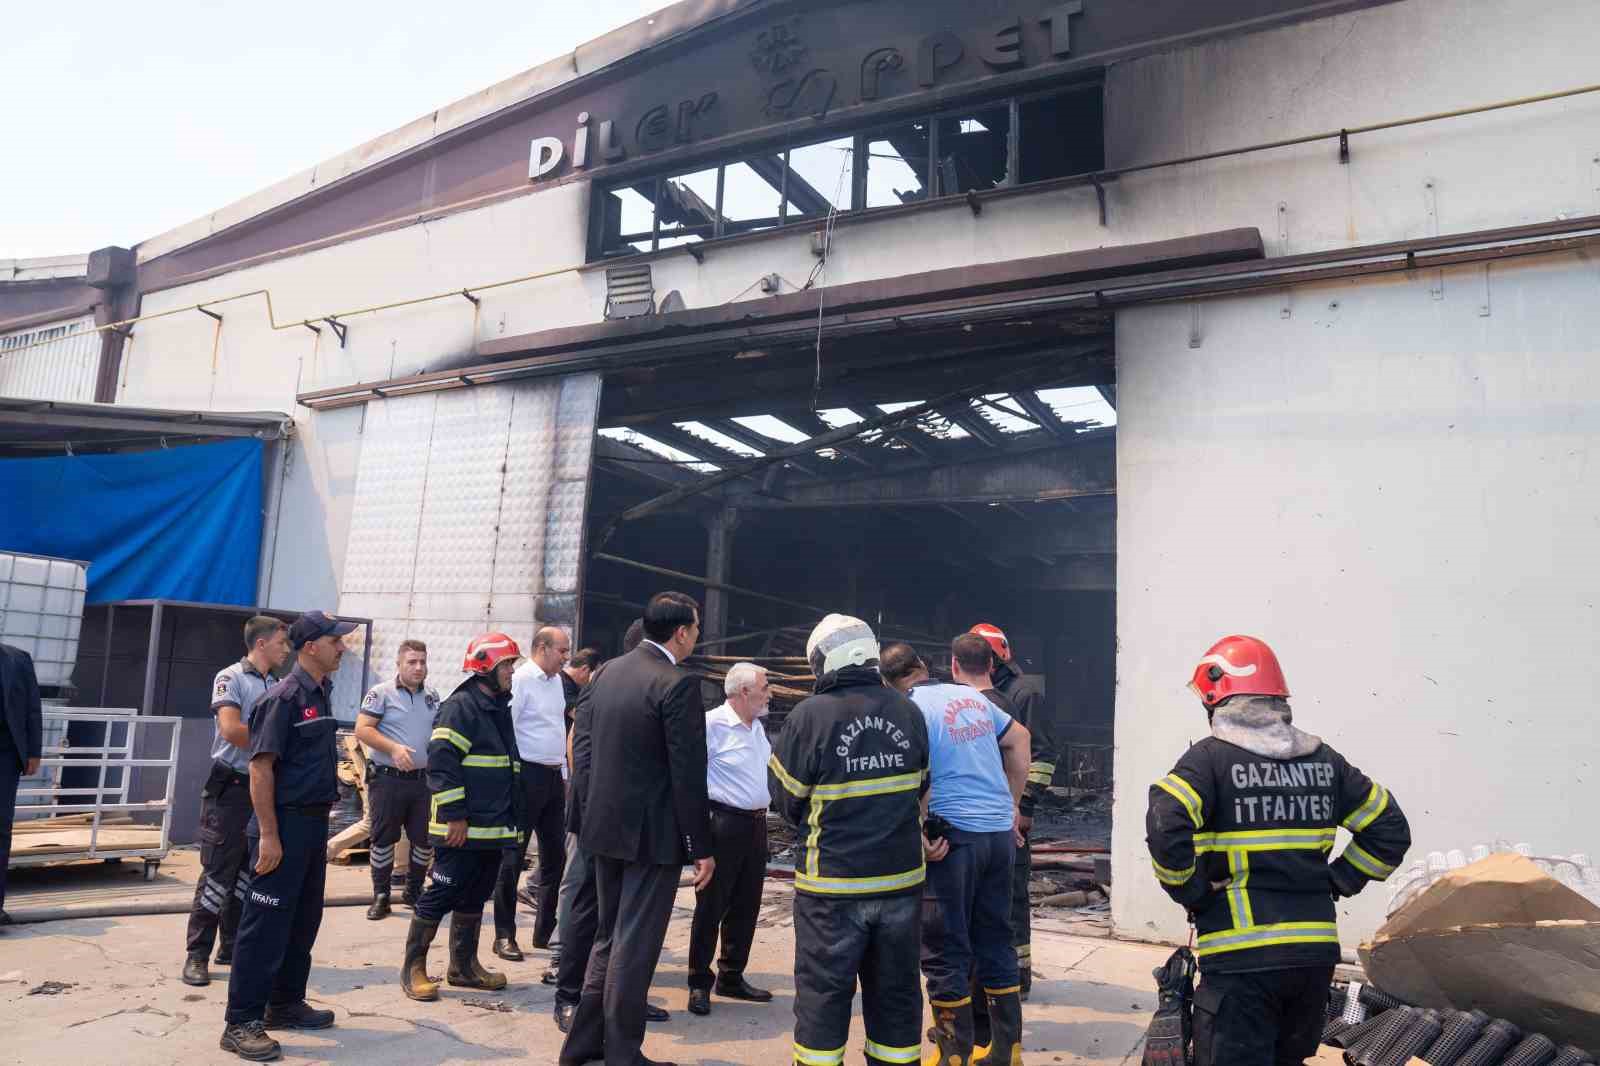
[529,0,1089,182]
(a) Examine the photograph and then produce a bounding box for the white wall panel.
[0,315,99,402]
[1112,251,1600,948]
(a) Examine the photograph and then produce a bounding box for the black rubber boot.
[400,917,441,1002]
[403,872,425,907]
[366,894,391,921]
[1018,966,1031,1002]
[448,913,507,990]
[985,988,1025,1066]
[927,999,976,1066]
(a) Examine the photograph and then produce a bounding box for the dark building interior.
[578,302,1118,783]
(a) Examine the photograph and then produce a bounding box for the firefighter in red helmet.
[1146,636,1411,1065]
[968,623,1057,1000]
[399,633,527,1003]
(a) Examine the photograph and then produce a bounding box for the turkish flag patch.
[302,707,318,721]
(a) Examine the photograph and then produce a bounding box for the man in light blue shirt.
[904,634,1032,1066]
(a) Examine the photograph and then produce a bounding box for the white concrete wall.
[1113,250,1600,947]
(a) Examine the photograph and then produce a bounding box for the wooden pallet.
[330,846,370,866]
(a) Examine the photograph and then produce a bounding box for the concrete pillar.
[703,507,739,642]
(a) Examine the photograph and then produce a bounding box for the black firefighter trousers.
[792,890,922,1066]
[1191,965,1335,1066]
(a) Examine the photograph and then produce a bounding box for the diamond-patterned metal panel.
[342,394,435,595]
[493,383,559,597]
[339,373,601,698]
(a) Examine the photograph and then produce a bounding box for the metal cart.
[10,708,181,881]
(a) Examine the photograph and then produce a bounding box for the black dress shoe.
[714,975,773,1002]
[688,988,711,1015]
[645,1003,670,1023]
[182,955,210,987]
[554,1001,576,1033]
[492,937,524,961]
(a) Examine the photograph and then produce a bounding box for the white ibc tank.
[0,551,88,687]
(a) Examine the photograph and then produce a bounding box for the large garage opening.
[578,304,1119,855]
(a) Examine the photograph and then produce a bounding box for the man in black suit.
[1,643,43,928]
[560,592,714,1066]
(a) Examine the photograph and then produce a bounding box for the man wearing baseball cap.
[220,611,356,1062]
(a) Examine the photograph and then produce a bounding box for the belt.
[372,765,426,780]
[278,804,332,817]
[710,800,768,818]
[211,763,249,786]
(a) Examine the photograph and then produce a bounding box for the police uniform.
[223,662,340,1028]
[185,658,275,969]
[359,678,440,904]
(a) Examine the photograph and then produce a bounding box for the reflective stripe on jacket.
[427,678,525,850]
[1145,736,1410,973]
[769,666,930,897]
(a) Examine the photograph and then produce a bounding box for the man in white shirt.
[493,625,571,961]
[687,661,774,1016]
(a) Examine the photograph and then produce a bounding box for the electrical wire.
[809,146,853,414]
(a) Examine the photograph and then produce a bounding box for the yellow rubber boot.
[400,917,441,1001]
[925,999,975,1066]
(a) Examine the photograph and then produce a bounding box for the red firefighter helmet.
[1188,635,1289,707]
[462,632,522,675]
[969,623,1011,663]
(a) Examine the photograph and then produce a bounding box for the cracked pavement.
[0,881,1168,1064]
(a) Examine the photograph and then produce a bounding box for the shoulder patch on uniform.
[214,675,231,699]
[361,689,380,710]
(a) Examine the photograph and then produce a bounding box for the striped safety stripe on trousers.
[793,1042,845,1065]
[199,875,230,914]
[863,1036,920,1063]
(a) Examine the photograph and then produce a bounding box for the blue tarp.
[0,438,263,605]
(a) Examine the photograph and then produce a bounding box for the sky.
[0,1,667,259]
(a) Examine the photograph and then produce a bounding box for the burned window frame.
[589,80,1103,261]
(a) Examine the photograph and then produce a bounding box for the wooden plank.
[13,826,163,854]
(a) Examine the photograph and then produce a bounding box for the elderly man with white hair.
[686,660,775,1016]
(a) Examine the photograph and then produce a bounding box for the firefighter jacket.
[769,665,930,897]
[991,662,1056,815]
[1146,736,1410,973]
[427,677,526,850]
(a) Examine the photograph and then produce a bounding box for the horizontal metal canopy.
[0,397,291,457]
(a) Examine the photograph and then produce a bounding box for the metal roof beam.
[937,403,1007,449]
[730,436,1115,510]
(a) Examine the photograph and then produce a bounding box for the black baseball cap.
[289,611,358,649]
